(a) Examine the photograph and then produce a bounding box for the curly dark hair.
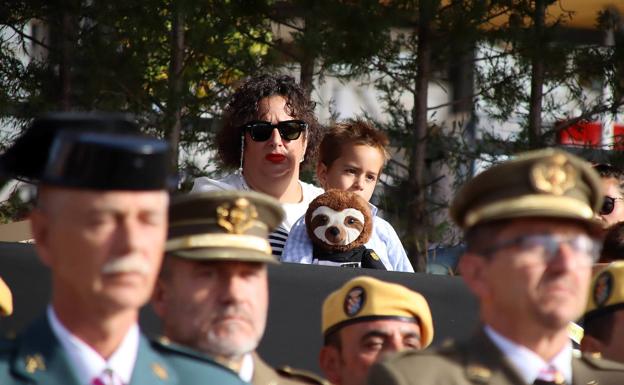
[215,74,323,169]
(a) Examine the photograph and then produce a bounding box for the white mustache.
[210,305,253,324]
[101,254,151,276]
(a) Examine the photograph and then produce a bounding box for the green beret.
[450,148,603,229]
[166,190,284,264]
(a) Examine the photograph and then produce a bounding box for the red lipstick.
[266,154,286,163]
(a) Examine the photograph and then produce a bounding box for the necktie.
[91,368,121,385]
[533,366,566,385]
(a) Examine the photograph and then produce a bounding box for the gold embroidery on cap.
[152,363,168,380]
[217,198,258,234]
[530,154,576,195]
[24,354,46,373]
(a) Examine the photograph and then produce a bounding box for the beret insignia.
[593,270,614,307]
[344,286,365,317]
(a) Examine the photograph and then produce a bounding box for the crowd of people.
[1,73,624,385]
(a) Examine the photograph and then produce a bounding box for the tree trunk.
[527,0,546,147]
[167,2,185,173]
[300,55,314,100]
[407,0,435,272]
[299,15,315,99]
[59,1,76,111]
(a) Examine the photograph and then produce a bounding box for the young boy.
[281,119,413,272]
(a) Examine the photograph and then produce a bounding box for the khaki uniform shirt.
[368,329,624,385]
[251,353,329,385]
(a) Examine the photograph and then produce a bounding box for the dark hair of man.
[324,329,342,350]
[318,119,390,170]
[584,310,617,342]
[215,74,323,169]
[594,163,624,188]
[600,221,624,263]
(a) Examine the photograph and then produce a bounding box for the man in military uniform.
[0,114,243,385]
[319,276,433,385]
[369,148,624,385]
[581,261,624,363]
[153,190,328,385]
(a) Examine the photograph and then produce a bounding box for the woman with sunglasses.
[191,74,324,258]
[593,163,624,228]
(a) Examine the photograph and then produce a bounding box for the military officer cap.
[322,276,434,348]
[166,191,285,263]
[450,148,603,229]
[0,112,173,190]
[584,261,624,322]
[0,277,12,317]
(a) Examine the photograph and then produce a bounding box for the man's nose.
[219,274,246,302]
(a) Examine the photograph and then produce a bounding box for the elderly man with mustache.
[153,190,328,385]
[0,114,244,385]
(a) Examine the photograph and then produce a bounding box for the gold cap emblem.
[151,362,168,380]
[24,354,46,373]
[217,198,258,234]
[530,154,576,195]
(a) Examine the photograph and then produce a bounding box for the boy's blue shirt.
[281,203,414,272]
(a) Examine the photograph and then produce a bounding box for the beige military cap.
[322,276,434,348]
[166,190,284,263]
[450,148,603,229]
[585,261,624,321]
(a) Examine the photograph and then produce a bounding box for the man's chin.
[204,334,259,359]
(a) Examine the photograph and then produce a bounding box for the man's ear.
[458,253,489,298]
[319,346,342,385]
[580,335,604,356]
[317,162,329,189]
[29,208,52,267]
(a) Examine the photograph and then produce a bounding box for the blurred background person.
[594,163,624,228]
[581,261,624,363]
[192,74,324,258]
[599,221,624,263]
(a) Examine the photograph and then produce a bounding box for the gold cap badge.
[217,198,258,234]
[530,154,576,195]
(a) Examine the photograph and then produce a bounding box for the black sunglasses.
[600,196,624,215]
[242,120,307,142]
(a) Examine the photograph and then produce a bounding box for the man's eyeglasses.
[600,196,624,216]
[480,234,601,266]
[241,120,307,142]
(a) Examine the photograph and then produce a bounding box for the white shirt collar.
[484,325,572,384]
[238,353,254,382]
[47,305,139,385]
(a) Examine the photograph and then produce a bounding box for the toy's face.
[310,206,365,246]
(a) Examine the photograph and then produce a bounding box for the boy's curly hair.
[215,74,323,169]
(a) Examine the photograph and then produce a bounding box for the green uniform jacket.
[368,329,624,385]
[0,315,246,385]
[252,353,329,385]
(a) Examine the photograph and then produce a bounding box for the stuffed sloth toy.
[305,189,386,269]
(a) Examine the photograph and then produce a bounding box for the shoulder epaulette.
[276,366,331,385]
